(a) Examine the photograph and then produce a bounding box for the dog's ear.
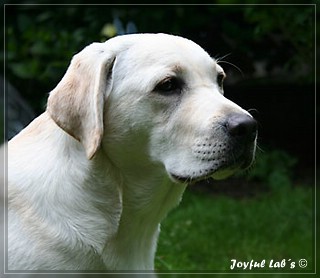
[47,43,115,160]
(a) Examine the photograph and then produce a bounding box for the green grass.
[155,185,314,274]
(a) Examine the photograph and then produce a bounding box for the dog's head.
[47,33,257,184]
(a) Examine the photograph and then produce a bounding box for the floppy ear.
[47,43,115,160]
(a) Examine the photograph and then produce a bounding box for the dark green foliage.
[4,5,315,114]
[246,150,298,191]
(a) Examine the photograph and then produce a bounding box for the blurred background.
[2,2,316,274]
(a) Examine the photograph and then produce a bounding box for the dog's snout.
[225,114,257,141]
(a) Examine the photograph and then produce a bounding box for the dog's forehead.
[112,34,218,74]
[134,35,210,61]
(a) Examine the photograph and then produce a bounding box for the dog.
[7,33,257,271]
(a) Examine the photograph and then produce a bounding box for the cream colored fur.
[8,33,256,271]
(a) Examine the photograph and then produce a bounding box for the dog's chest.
[100,179,187,270]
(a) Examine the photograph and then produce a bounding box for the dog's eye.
[217,73,225,88]
[155,77,181,95]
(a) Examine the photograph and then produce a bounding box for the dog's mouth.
[170,164,239,184]
[169,145,255,184]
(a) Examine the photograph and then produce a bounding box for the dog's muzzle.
[171,113,258,183]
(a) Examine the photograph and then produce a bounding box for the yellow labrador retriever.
[8,33,257,271]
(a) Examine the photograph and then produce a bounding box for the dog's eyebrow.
[170,64,183,73]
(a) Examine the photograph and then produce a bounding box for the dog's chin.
[211,168,237,180]
[169,153,254,184]
[169,166,238,184]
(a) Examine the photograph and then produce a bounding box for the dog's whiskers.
[215,53,232,62]
[247,108,260,118]
[217,60,244,78]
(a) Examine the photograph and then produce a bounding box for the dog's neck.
[91,151,187,270]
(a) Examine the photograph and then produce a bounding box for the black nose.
[225,114,257,142]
